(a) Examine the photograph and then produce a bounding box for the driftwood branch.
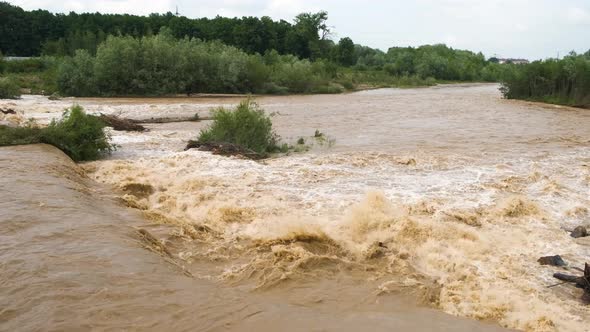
[99,113,146,132]
[551,262,590,303]
[99,113,210,130]
[185,140,264,160]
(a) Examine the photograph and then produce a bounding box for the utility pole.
[175,5,179,16]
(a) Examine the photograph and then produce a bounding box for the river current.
[1,84,589,331]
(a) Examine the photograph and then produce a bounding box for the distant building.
[497,58,529,65]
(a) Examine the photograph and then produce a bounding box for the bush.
[0,124,42,145]
[0,77,21,99]
[197,100,280,155]
[40,105,113,161]
[0,106,113,161]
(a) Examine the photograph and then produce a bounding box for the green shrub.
[0,106,113,161]
[0,77,21,99]
[0,124,42,145]
[40,105,113,161]
[197,100,280,155]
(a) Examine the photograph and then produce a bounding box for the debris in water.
[538,255,567,266]
[99,113,146,132]
[0,108,16,114]
[552,263,590,304]
[185,140,264,160]
[132,114,205,124]
[570,226,588,238]
[137,228,172,257]
[136,228,193,278]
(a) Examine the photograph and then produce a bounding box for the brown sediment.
[1,144,518,331]
[4,84,590,331]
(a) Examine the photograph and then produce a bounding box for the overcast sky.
[9,0,590,60]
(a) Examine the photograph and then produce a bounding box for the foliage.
[383,44,489,81]
[2,58,46,73]
[2,2,530,98]
[0,124,42,145]
[0,2,329,60]
[1,57,60,95]
[56,33,347,96]
[197,100,280,155]
[40,105,113,161]
[333,37,355,66]
[0,106,113,161]
[500,53,590,108]
[0,77,21,99]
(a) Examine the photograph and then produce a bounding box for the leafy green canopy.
[197,100,280,155]
[500,52,590,108]
[56,32,342,96]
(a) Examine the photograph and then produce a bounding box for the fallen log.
[131,113,209,124]
[0,108,16,114]
[99,113,146,132]
[185,140,264,160]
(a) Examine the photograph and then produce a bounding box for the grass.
[6,70,58,95]
[0,105,113,161]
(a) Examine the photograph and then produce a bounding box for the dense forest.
[0,2,588,107]
[0,1,334,60]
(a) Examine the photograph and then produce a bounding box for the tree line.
[501,51,590,108]
[0,2,492,75]
[11,1,590,108]
[0,2,338,61]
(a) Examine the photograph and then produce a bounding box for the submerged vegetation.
[501,52,590,108]
[0,105,113,161]
[193,100,282,157]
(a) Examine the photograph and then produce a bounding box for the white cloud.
[12,0,174,15]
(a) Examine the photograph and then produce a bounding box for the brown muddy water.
[1,83,589,331]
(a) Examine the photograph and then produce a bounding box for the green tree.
[334,37,355,66]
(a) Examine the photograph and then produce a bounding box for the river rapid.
[1,84,589,331]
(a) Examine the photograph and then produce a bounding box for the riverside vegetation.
[2,2,505,98]
[500,51,590,108]
[1,100,301,161]
[0,105,113,161]
[1,1,588,107]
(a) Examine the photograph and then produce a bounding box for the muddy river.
[1,84,589,331]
